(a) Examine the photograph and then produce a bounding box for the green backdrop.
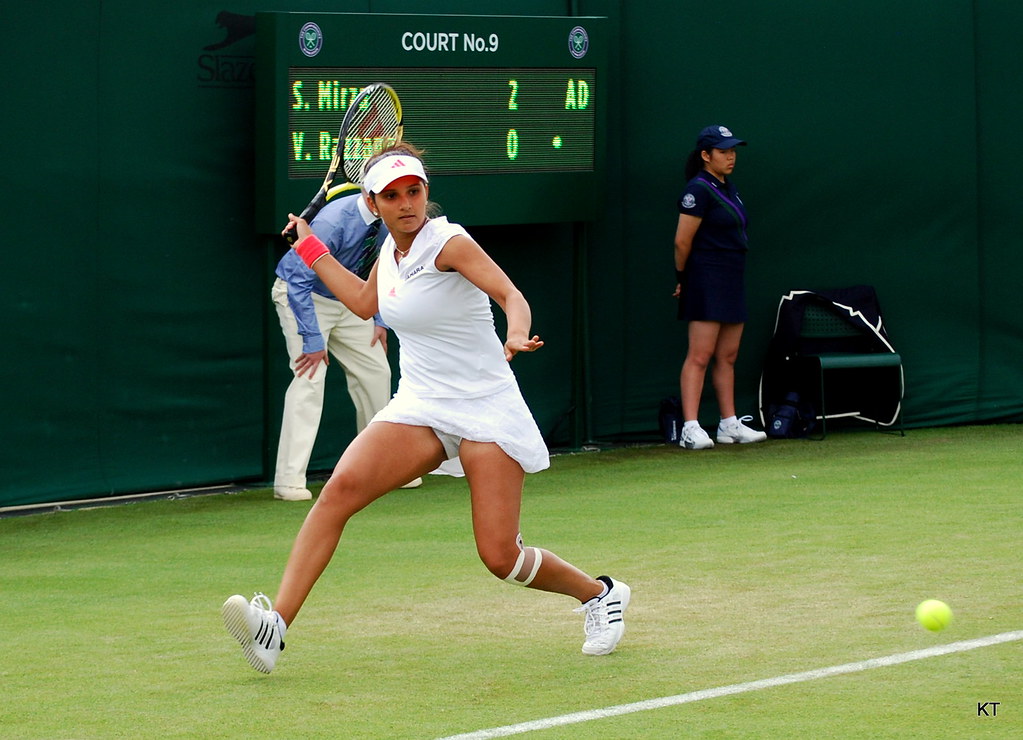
[2,0,1020,507]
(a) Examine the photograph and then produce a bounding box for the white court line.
[436,631,1023,740]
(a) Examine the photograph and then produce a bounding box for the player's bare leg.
[273,422,447,625]
[224,421,445,672]
[459,440,630,654]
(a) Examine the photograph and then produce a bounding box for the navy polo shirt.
[677,171,749,251]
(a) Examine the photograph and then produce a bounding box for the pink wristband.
[294,234,329,268]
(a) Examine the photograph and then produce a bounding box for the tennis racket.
[284,82,403,243]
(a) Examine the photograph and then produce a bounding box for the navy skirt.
[677,249,747,323]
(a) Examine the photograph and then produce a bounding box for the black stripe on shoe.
[255,621,275,649]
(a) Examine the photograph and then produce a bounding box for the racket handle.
[283,223,299,245]
[283,192,328,245]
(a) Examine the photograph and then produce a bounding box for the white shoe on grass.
[222,593,284,673]
[274,486,312,501]
[680,425,714,450]
[716,416,768,444]
[575,576,631,656]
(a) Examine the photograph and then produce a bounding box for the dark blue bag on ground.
[767,391,816,438]
[658,396,684,444]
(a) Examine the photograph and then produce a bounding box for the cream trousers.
[272,278,391,489]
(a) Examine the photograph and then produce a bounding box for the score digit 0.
[507,129,519,160]
[506,79,519,160]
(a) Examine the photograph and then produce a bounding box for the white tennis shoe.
[716,416,768,444]
[222,593,284,673]
[680,425,715,450]
[575,576,631,656]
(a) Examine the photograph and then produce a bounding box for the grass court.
[3,425,1020,738]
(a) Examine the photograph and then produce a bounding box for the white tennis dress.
[371,217,550,473]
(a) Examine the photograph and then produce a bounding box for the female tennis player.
[223,143,629,672]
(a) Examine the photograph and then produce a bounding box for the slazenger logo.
[682,194,697,209]
[197,11,255,88]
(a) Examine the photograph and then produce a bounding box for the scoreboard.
[255,13,607,230]
[287,67,596,178]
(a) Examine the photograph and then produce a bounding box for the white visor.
[363,155,429,194]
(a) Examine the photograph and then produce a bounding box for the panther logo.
[204,11,255,52]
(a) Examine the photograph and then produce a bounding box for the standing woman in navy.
[673,125,767,450]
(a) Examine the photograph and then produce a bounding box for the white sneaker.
[222,593,284,673]
[274,486,312,501]
[399,477,423,489]
[574,576,631,656]
[716,416,768,444]
[679,425,714,450]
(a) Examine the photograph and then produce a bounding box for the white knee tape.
[503,546,543,586]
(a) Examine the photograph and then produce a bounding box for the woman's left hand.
[505,334,544,361]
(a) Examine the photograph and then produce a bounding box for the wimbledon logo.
[568,26,589,59]
[300,22,323,58]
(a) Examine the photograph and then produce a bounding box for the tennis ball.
[915,599,953,631]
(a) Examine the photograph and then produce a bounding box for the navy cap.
[697,125,747,150]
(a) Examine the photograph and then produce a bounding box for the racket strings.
[342,88,401,182]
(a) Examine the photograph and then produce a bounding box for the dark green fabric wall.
[589,0,1023,436]
[2,1,1020,507]
[974,3,1023,422]
[600,0,978,435]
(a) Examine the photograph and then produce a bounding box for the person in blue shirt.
[272,191,422,500]
[673,125,767,450]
